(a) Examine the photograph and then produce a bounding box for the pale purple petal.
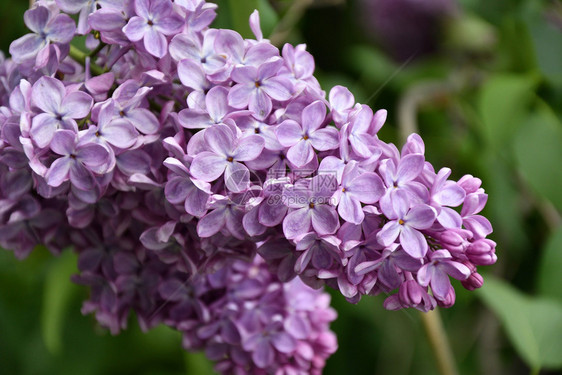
[463,215,493,238]
[190,152,227,182]
[301,101,326,132]
[155,14,184,35]
[46,14,76,43]
[261,77,292,101]
[284,314,311,340]
[431,269,451,300]
[308,127,339,151]
[61,91,93,119]
[168,33,199,61]
[185,184,210,217]
[271,332,296,353]
[283,208,311,239]
[206,86,229,122]
[30,114,58,148]
[164,176,190,204]
[144,28,168,58]
[24,6,49,33]
[197,208,226,237]
[32,77,64,114]
[311,205,339,235]
[396,154,424,183]
[437,207,462,229]
[400,226,428,258]
[178,110,212,129]
[287,140,314,168]
[134,0,150,19]
[123,16,148,41]
[69,162,96,190]
[227,83,253,109]
[347,173,384,204]
[253,340,274,369]
[435,181,465,207]
[224,161,250,192]
[405,204,436,229]
[9,34,46,62]
[45,157,71,187]
[50,129,75,155]
[77,144,110,168]
[233,135,264,162]
[338,193,363,224]
[204,125,233,156]
[101,119,139,148]
[276,120,302,147]
[441,261,471,281]
[249,88,272,120]
[127,108,159,134]
[377,221,401,247]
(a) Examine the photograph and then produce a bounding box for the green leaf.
[478,74,538,149]
[477,276,562,370]
[537,227,562,302]
[184,351,216,375]
[257,0,278,37]
[227,0,258,38]
[513,107,562,212]
[523,2,562,86]
[41,250,80,355]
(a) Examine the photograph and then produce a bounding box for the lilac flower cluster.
[1,0,496,371]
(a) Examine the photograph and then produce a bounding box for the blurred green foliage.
[1,0,562,374]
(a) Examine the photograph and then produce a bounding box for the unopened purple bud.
[466,239,497,265]
[461,271,484,291]
[436,286,456,308]
[458,174,482,194]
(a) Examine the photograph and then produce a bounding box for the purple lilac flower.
[123,0,184,58]
[44,130,111,190]
[9,5,76,65]
[29,76,93,148]
[276,100,339,167]
[190,124,264,192]
[1,1,499,369]
[377,190,437,258]
[228,59,293,120]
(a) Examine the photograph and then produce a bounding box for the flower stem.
[68,44,105,76]
[420,309,460,375]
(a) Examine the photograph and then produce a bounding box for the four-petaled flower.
[276,100,339,167]
[123,0,184,58]
[190,124,265,193]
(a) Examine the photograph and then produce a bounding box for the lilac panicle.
[1,0,498,371]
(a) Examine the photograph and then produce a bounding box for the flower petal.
[32,76,64,114]
[347,172,384,204]
[309,127,339,151]
[190,152,227,182]
[123,16,148,41]
[311,205,339,235]
[61,91,93,119]
[144,28,168,58]
[400,225,428,258]
[45,157,71,187]
[275,120,302,147]
[283,208,311,239]
[224,161,250,193]
[233,135,264,162]
[376,221,401,247]
[197,208,226,237]
[287,140,314,168]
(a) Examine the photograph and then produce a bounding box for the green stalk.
[420,309,460,375]
[68,44,105,76]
